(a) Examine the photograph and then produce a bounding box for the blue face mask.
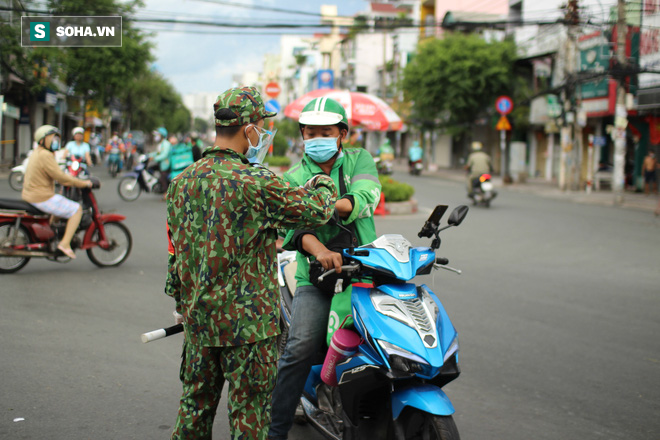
[50,138,60,151]
[245,125,275,164]
[304,137,339,163]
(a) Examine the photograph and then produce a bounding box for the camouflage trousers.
[171,337,278,440]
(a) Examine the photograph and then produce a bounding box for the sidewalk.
[391,161,660,214]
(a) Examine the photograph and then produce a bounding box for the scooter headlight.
[377,339,429,374]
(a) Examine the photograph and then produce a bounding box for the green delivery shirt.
[282,147,381,287]
[165,148,337,347]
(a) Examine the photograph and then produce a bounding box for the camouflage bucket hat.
[213,86,277,127]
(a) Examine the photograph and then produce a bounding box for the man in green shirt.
[165,86,338,440]
[268,97,381,440]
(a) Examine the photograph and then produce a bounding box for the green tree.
[193,117,210,135]
[49,0,152,121]
[119,69,191,134]
[402,33,516,135]
[0,1,64,134]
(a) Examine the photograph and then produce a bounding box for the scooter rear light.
[479,174,491,182]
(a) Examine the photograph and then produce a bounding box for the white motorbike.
[8,152,31,191]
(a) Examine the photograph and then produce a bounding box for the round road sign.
[265,82,281,98]
[495,96,513,115]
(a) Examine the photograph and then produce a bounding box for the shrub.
[378,175,414,202]
[264,155,291,167]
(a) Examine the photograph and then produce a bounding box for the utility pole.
[612,0,628,204]
[560,0,579,191]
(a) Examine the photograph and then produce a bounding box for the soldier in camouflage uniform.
[165,86,338,440]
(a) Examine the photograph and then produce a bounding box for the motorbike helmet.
[471,141,483,151]
[34,125,60,145]
[298,97,349,133]
[156,127,168,137]
[72,127,85,136]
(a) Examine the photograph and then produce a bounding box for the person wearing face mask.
[267,97,381,440]
[21,125,94,259]
[165,86,339,440]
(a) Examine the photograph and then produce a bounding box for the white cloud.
[136,0,367,95]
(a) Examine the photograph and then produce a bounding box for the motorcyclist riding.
[21,125,93,259]
[268,97,382,440]
[465,141,493,196]
[64,127,93,167]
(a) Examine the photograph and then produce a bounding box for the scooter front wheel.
[87,222,132,267]
[0,224,31,273]
[8,171,24,191]
[398,409,460,440]
[118,176,142,202]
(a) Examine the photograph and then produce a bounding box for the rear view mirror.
[448,205,469,226]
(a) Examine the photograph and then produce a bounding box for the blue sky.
[136,0,368,95]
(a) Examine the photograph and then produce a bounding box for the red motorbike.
[0,177,132,273]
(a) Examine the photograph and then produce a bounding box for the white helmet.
[72,127,85,136]
[471,141,483,151]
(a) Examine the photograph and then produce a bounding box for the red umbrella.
[284,89,403,132]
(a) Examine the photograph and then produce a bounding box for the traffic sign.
[495,96,513,115]
[496,115,511,131]
[265,99,281,113]
[265,82,281,98]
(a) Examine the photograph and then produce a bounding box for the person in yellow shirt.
[22,125,93,259]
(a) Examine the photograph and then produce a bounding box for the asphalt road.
[1,165,658,439]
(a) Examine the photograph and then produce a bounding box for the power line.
[189,0,330,18]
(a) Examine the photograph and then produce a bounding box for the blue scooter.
[277,204,469,440]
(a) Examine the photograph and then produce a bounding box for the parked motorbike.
[8,151,33,191]
[0,177,132,273]
[409,159,423,176]
[277,204,469,440]
[117,155,164,202]
[469,173,497,208]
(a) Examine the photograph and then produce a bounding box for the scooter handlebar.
[317,264,361,282]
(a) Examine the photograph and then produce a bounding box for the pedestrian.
[165,86,338,440]
[642,150,658,195]
[268,97,381,440]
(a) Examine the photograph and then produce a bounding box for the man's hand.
[173,311,184,325]
[335,198,353,218]
[315,248,344,273]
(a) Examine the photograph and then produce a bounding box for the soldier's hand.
[173,310,184,325]
[315,249,343,273]
[304,174,334,190]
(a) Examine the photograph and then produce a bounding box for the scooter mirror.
[448,205,469,226]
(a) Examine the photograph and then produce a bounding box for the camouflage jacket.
[165,147,337,347]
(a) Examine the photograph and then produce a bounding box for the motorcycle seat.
[0,198,47,215]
